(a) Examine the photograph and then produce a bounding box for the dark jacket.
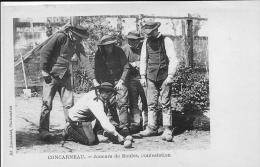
[146,35,169,81]
[94,45,130,83]
[122,44,141,79]
[40,31,85,79]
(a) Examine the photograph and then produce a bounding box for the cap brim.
[97,40,117,45]
[96,86,117,93]
[143,23,161,35]
[72,31,89,39]
[126,35,144,40]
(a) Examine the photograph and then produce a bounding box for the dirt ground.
[15,94,210,154]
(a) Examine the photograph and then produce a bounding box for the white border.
[2,1,260,167]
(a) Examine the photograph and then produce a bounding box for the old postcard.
[1,1,260,167]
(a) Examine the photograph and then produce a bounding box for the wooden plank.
[82,15,207,21]
[187,14,194,68]
[142,15,208,21]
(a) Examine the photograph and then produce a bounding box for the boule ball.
[124,140,132,148]
[125,135,133,142]
[165,135,173,142]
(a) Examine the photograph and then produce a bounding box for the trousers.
[127,77,148,129]
[146,79,172,130]
[39,76,74,132]
[107,80,129,130]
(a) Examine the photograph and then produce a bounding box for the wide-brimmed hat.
[96,82,116,93]
[70,25,89,39]
[98,35,117,46]
[142,22,161,35]
[126,31,144,40]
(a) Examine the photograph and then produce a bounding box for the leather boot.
[139,126,158,137]
[161,128,173,142]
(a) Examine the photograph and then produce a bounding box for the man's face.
[104,44,114,54]
[100,89,114,100]
[71,33,84,43]
[147,29,159,38]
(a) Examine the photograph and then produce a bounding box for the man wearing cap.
[122,31,148,134]
[63,82,125,145]
[139,22,178,141]
[92,35,130,136]
[39,25,94,140]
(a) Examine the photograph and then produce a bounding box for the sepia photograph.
[2,1,260,167]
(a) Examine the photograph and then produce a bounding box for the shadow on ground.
[16,129,64,148]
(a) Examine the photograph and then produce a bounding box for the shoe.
[157,126,164,135]
[39,130,53,141]
[139,127,158,137]
[161,128,173,142]
[129,126,141,135]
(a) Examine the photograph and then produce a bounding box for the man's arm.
[88,101,120,137]
[93,49,101,84]
[40,33,65,73]
[164,37,178,78]
[139,38,147,78]
[119,48,130,82]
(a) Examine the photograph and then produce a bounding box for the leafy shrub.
[80,16,124,56]
[73,67,93,94]
[171,64,210,115]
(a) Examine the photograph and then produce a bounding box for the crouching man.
[63,82,125,145]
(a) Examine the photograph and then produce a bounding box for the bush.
[73,67,94,94]
[171,64,210,115]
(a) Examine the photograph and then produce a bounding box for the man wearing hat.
[92,35,130,136]
[122,31,148,134]
[139,22,179,141]
[39,25,94,140]
[63,82,125,145]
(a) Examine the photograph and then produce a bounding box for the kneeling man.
[63,82,125,145]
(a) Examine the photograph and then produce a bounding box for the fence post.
[30,19,36,47]
[70,16,80,26]
[116,16,123,46]
[181,20,189,67]
[187,14,194,68]
[137,14,143,33]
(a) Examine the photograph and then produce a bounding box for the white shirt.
[69,90,118,135]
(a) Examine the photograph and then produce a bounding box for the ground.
[15,94,210,153]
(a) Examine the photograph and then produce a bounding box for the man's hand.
[92,79,100,87]
[117,134,125,143]
[42,70,52,84]
[164,75,173,85]
[130,61,140,68]
[114,79,124,90]
[140,76,147,87]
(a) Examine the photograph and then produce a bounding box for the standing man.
[92,35,130,136]
[139,22,178,141]
[39,25,92,140]
[122,31,148,134]
[63,82,125,145]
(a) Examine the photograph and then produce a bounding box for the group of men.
[38,21,178,145]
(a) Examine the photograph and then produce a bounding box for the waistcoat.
[146,35,169,81]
